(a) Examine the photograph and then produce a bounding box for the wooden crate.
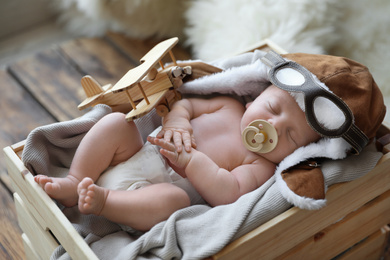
[4,127,390,260]
[3,38,390,259]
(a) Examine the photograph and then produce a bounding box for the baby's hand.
[156,128,196,153]
[147,137,193,169]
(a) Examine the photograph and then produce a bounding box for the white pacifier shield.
[242,120,278,153]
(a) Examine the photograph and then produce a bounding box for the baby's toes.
[77,177,94,193]
[34,175,51,187]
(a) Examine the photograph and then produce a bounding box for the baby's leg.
[78,178,190,231]
[35,112,143,207]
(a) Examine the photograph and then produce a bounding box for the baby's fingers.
[173,131,184,152]
[163,130,173,143]
[182,132,194,152]
[148,137,176,152]
[147,136,156,144]
[155,129,174,144]
[156,129,164,139]
[159,148,178,165]
[191,135,197,149]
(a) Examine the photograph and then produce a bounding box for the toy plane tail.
[78,76,109,110]
[81,75,104,97]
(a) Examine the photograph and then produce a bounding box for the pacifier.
[242,120,278,153]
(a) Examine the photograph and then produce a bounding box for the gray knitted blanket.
[21,104,382,260]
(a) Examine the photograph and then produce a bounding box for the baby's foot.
[77,177,108,216]
[34,175,79,207]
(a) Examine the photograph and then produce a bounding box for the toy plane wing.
[125,89,169,121]
[111,37,178,94]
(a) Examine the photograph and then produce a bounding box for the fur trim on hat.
[180,59,270,99]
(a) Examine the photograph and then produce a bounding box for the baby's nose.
[267,119,282,137]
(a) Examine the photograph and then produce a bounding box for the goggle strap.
[343,124,369,155]
[261,50,286,68]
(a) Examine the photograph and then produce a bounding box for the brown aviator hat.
[282,53,386,144]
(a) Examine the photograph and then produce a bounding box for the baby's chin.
[260,147,290,165]
[260,153,279,165]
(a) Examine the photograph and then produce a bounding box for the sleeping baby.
[34,51,385,231]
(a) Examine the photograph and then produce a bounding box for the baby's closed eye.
[268,101,280,115]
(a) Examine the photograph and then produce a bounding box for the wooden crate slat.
[21,233,40,260]
[277,189,390,259]
[8,49,86,122]
[14,193,58,259]
[337,226,390,260]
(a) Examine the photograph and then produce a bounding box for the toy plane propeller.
[77,37,192,121]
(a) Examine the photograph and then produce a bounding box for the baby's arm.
[148,137,275,206]
[183,151,275,206]
[185,152,275,206]
[157,97,227,152]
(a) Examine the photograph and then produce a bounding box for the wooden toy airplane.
[77,37,192,121]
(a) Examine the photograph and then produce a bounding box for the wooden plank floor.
[0,32,190,259]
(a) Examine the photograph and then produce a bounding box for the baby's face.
[241,85,320,164]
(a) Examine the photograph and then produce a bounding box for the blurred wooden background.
[0,29,190,259]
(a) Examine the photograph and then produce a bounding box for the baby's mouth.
[242,120,278,153]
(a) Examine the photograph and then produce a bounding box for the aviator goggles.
[260,51,369,154]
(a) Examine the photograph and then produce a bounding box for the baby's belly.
[192,119,247,170]
[196,137,245,170]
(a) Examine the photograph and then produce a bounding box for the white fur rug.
[53,0,390,123]
[52,0,187,39]
[185,0,340,59]
[184,0,390,124]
